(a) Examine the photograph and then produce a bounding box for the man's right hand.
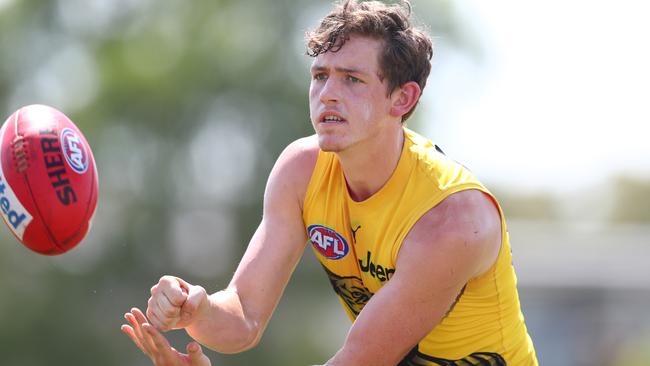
[147,275,209,331]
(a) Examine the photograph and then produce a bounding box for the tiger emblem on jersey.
[322,265,373,316]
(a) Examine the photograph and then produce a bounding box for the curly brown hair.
[306,0,433,121]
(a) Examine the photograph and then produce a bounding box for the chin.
[317,135,345,152]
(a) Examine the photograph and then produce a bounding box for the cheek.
[360,93,390,123]
[308,86,317,109]
[348,90,376,121]
[308,82,315,97]
[309,85,321,106]
[359,101,373,122]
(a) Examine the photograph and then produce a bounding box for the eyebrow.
[310,64,370,76]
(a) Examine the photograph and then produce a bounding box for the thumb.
[181,284,207,321]
[186,342,209,366]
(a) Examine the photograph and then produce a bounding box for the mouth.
[318,111,347,124]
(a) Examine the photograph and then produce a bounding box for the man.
[122,1,538,365]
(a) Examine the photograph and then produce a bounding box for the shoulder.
[270,134,319,186]
[274,135,320,170]
[400,189,502,279]
[264,135,320,208]
[404,129,478,186]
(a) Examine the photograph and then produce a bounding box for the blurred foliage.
[491,188,558,220]
[0,0,477,365]
[610,176,650,223]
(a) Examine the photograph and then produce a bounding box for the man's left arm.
[324,189,503,366]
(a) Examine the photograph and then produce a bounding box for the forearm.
[185,289,261,354]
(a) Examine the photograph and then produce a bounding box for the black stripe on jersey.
[399,346,506,366]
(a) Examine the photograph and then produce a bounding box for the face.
[309,35,398,153]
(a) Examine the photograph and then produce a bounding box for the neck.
[338,126,405,202]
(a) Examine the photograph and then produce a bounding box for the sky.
[423,0,650,193]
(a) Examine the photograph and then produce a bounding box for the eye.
[313,73,328,81]
[346,75,362,83]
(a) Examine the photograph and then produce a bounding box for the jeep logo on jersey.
[60,128,89,174]
[308,224,349,260]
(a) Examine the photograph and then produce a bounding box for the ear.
[389,81,421,119]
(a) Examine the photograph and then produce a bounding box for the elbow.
[232,323,263,353]
[213,320,263,354]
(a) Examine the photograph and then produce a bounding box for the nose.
[318,78,340,105]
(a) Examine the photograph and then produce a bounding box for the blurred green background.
[1,0,649,365]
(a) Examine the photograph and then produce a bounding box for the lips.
[318,111,346,123]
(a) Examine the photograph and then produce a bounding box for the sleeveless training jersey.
[302,128,537,365]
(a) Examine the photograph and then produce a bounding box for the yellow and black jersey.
[302,128,537,365]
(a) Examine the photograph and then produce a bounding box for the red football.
[0,104,98,255]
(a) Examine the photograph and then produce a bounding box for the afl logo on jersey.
[308,224,349,260]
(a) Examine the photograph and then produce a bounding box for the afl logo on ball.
[60,128,89,174]
[308,224,349,260]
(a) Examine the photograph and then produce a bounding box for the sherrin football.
[0,104,98,255]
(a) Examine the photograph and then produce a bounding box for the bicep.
[335,245,470,365]
[330,190,501,365]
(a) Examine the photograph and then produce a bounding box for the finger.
[130,308,160,353]
[186,342,209,365]
[165,279,189,307]
[174,277,192,295]
[146,305,170,332]
[159,276,188,295]
[157,291,181,319]
[153,278,188,307]
[148,292,178,330]
[131,307,148,324]
[120,324,147,355]
[142,323,176,360]
[146,295,166,329]
[125,312,148,349]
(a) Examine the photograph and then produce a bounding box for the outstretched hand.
[121,308,212,366]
